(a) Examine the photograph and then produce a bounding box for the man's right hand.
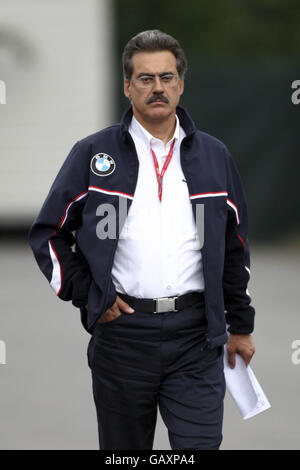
[97,296,135,324]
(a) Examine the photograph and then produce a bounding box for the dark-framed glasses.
[134,73,180,89]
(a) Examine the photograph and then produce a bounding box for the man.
[29,30,255,450]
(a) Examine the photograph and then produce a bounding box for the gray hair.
[122,30,187,81]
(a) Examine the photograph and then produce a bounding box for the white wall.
[0,0,114,224]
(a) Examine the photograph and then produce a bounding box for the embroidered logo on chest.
[90,153,116,176]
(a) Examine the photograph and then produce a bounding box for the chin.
[147,107,171,120]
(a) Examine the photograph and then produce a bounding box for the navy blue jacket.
[28,106,255,348]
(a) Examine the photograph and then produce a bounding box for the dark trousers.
[87,299,225,450]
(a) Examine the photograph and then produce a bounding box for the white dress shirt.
[111,114,205,298]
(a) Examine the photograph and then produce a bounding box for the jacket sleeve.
[28,140,92,308]
[222,145,255,334]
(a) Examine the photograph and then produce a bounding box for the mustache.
[146,93,169,104]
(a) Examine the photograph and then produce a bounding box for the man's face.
[124,50,184,123]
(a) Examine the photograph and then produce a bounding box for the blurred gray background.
[1,0,300,450]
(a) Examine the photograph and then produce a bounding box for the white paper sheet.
[223,346,271,419]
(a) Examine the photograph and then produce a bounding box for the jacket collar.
[120,105,196,139]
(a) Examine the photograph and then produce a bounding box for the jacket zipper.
[180,137,211,347]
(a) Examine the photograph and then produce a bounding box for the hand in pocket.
[98,295,135,324]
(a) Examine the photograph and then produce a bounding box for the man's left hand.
[226,334,255,369]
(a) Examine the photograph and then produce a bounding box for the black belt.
[117,291,204,314]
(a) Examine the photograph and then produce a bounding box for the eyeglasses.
[134,73,180,89]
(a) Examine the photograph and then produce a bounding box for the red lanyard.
[150,139,175,202]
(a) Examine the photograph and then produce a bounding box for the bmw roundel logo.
[90,153,116,176]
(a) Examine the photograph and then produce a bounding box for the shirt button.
[166,285,172,290]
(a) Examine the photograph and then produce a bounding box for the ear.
[124,79,131,99]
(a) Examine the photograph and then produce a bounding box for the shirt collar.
[130,114,181,149]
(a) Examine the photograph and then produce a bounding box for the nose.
[152,75,164,92]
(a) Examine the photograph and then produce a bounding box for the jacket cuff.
[71,270,92,308]
[225,306,255,335]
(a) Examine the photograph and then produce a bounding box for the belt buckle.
[154,296,178,314]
